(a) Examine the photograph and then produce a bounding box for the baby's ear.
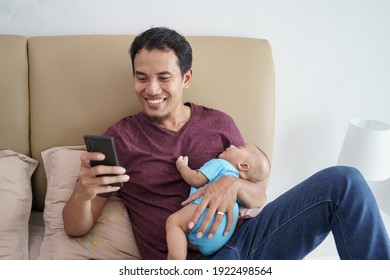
[237,162,250,171]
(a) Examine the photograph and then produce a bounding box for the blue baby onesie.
[186,158,240,256]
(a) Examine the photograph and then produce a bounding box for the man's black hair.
[129,27,192,76]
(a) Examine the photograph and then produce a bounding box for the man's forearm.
[62,194,101,237]
[235,178,267,209]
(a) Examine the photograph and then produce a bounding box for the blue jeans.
[207,166,390,260]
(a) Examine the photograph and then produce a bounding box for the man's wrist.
[222,175,240,195]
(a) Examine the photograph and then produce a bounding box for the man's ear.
[237,162,250,171]
[183,68,192,88]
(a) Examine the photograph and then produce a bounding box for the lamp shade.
[338,119,390,181]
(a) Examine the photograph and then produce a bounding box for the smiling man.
[63,27,390,260]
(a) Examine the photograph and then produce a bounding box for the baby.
[166,143,271,259]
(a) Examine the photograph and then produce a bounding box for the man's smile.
[146,98,166,105]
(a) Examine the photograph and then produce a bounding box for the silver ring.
[216,211,225,216]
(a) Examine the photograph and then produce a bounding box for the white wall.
[1,0,389,257]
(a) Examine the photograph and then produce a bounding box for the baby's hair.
[249,144,271,182]
[254,145,271,168]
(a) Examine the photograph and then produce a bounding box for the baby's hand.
[176,156,189,170]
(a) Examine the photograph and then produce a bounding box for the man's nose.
[146,80,162,95]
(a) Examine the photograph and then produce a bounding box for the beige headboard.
[0,36,30,155]
[0,35,275,211]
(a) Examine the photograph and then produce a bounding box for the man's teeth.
[147,99,165,104]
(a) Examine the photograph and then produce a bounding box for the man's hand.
[63,151,130,237]
[75,152,130,201]
[182,176,239,239]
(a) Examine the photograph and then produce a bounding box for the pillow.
[38,146,140,260]
[0,150,38,259]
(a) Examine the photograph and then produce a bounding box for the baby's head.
[218,144,271,182]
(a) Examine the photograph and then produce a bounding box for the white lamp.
[338,118,390,181]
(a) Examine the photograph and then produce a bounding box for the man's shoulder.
[189,102,233,119]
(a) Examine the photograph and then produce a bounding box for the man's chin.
[144,113,169,125]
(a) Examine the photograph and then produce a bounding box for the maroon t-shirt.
[102,102,244,259]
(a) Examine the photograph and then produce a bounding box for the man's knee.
[322,166,364,182]
[325,166,373,198]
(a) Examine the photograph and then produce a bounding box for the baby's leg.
[166,204,198,260]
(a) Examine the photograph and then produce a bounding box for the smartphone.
[83,135,124,187]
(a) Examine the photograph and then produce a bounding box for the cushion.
[38,145,140,259]
[0,150,38,259]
